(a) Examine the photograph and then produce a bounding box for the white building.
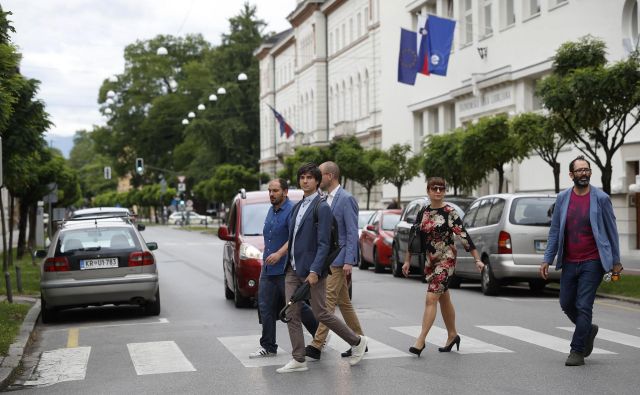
[257,0,639,254]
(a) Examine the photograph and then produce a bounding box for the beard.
[573,175,590,188]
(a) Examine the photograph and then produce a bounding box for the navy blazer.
[543,185,621,272]
[288,194,333,278]
[329,187,359,266]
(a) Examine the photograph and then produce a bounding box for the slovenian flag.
[425,15,456,76]
[267,104,294,138]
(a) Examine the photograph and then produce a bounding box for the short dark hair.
[297,162,322,186]
[275,178,289,190]
[569,155,590,172]
[427,176,446,190]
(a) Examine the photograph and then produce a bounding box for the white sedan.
[168,212,213,225]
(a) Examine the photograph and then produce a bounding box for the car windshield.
[381,214,401,230]
[241,203,272,236]
[509,197,555,226]
[57,227,140,253]
[358,211,374,228]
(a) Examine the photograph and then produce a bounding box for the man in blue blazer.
[540,156,622,367]
[277,163,367,373]
[306,161,366,360]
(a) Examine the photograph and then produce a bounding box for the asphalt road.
[8,226,640,394]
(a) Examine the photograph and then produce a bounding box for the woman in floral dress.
[402,177,484,356]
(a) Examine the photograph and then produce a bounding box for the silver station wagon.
[37,215,160,322]
[453,193,560,295]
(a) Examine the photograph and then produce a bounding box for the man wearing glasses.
[540,155,622,366]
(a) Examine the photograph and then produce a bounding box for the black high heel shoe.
[438,335,460,352]
[409,345,426,357]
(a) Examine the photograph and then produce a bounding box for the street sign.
[104,166,112,180]
[186,199,193,207]
[178,175,186,183]
[178,182,186,192]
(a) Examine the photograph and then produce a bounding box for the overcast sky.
[2,0,294,139]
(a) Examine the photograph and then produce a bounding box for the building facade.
[257,0,639,254]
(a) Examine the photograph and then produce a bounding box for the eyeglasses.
[572,168,592,175]
[429,186,446,192]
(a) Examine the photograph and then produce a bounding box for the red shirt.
[564,190,600,263]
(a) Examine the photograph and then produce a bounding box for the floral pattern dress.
[418,204,475,294]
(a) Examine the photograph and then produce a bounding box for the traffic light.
[135,158,144,175]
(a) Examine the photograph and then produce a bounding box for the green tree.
[195,164,265,206]
[538,36,640,194]
[278,146,330,185]
[347,148,386,209]
[377,144,421,206]
[511,113,571,193]
[69,130,119,201]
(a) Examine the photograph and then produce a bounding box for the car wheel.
[233,271,250,308]
[392,245,403,278]
[480,260,500,296]
[224,273,234,300]
[448,274,462,289]
[373,248,385,273]
[145,289,161,316]
[528,280,546,293]
[358,248,369,270]
[40,294,56,324]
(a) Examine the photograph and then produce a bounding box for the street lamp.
[157,46,168,56]
[208,94,218,102]
[106,90,116,99]
[188,111,196,119]
[104,108,113,115]
[105,98,114,105]
[197,104,205,111]
[182,119,189,125]
[237,72,248,82]
[217,87,226,95]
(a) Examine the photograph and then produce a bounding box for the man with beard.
[540,156,622,366]
[249,179,318,359]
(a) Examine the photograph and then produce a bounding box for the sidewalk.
[0,296,39,391]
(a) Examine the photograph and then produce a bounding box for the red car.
[359,209,401,273]
[218,189,351,308]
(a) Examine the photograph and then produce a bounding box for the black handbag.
[408,207,426,254]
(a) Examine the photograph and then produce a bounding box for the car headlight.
[240,243,262,260]
[383,237,393,246]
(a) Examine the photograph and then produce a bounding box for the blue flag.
[426,15,456,76]
[398,28,418,85]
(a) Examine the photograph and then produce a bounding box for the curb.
[596,292,640,305]
[0,299,40,391]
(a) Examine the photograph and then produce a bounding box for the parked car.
[168,211,213,225]
[391,197,465,279]
[453,193,559,295]
[218,189,351,308]
[444,196,476,212]
[71,207,145,231]
[357,210,376,238]
[359,209,401,273]
[36,216,160,323]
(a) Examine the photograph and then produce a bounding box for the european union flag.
[426,15,456,76]
[398,28,418,85]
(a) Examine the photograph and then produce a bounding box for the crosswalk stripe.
[477,326,616,354]
[324,333,408,359]
[24,347,91,387]
[391,326,513,354]
[217,335,292,367]
[558,327,640,349]
[127,341,196,375]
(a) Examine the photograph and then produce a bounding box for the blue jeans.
[258,273,318,353]
[559,260,604,353]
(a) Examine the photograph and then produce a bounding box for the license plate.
[80,257,119,270]
[534,240,547,252]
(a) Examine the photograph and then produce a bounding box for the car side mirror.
[146,242,158,251]
[35,249,47,258]
[405,215,416,224]
[366,224,375,231]
[137,223,146,231]
[218,225,233,241]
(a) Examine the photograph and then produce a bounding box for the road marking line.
[66,328,79,348]
[24,347,91,387]
[217,335,293,367]
[323,333,408,359]
[127,341,196,375]
[477,326,616,354]
[558,327,640,349]
[391,325,513,354]
[50,317,170,332]
[498,297,557,302]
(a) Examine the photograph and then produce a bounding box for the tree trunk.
[553,162,561,193]
[496,167,505,193]
[365,187,371,210]
[28,203,36,251]
[8,194,15,266]
[396,184,402,209]
[0,187,7,272]
[601,163,612,195]
[17,198,29,259]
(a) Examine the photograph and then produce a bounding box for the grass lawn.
[1,253,41,356]
[177,225,219,235]
[548,274,640,299]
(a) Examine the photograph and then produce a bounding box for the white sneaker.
[249,347,276,359]
[349,336,368,366]
[276,359,308,373]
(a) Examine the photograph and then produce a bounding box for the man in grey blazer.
[540,156,622,367]
[277,162,367,373]
[306,161,366,360]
